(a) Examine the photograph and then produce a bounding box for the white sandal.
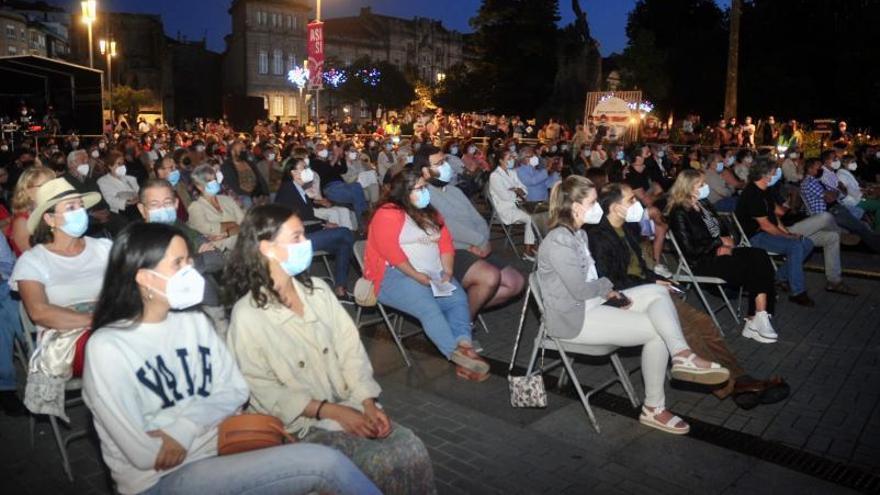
[671,352,730,385]
[639,406,690,435]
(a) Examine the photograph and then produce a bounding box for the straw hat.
[27,177,101,234]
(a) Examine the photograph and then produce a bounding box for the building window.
[289,96,298,117]
[272,95,284,116]
[258,50,268,74]
[19,28,24,40]
[262,95,269,110]
[273,49,283,75]
[5,25,14,39]
[257,11,267,26]
[286,15,292,30]
[292,15,298,31]
[7,46,17,54]
[287,54,295,72]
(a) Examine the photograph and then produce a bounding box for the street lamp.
[81,0,97,68]
[99,38,116,120]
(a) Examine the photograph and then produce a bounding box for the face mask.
[71,141,79,149]
[583,202,603,225]
[561,145,569,151]
[77,164,90,176]
[768,167,782,186]
[830,160,841,170]
[215,171,224,184]
[413,143,422,151]
[317,149,329,158]
[195,145,206,152]
[697,184,710,200]
[789,153,799,159]
[348,151,360,161]
[167,169,181,186]
[405,155,414,164]
[505,159,516,169]
[875,151,880,159]
[436,162,453,182]
[266,153,276,161]
[413,188,430,209]
[624,201,645,223]
[744,156,753,164]
[550,146,557,152]
[528,156,540,167]
[300,168,315,184]
[508,145,517,152]
[450,146,459,155]
[0,145,7,152]
[148,206,177,224]
[90,150,100,159]
[58,208,89,238]
[274,240,313,276]
[148,266,205,309]
[98,142,106,149]
[385,143,393,151]
[115,165,127,177]
[725,156,735,166]
[846,162,858,172]
[657,151,665,158]
[715,162,725,173]
[205,180,221,196]
[616,151,625,160]
[467,146,476,154]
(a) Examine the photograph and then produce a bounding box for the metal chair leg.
[557,346,600,433]
[378,304,411,367]
[477,314,490,334]
[610,353,640,408]
[49,416,74,482]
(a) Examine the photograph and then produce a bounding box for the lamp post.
[81,1,97,68]
[315,0,321,126]
[99,38,116,121]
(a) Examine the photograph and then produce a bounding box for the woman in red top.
[365,169,489,381]
[7,167,54,255]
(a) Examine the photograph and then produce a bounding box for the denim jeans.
[140,443,380,495]
[324,181,368,217]
[378,267,472,358]
[749,233,814,295]
[0,281,23,391]
[308,226,354,288]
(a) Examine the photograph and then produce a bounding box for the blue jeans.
[141,443,380,495]
[749,233,814,295]
[378,267,472,358]
[0,281,23,391]
[713,196,738,213]
[324,181,368,217]
[308,226,354,288]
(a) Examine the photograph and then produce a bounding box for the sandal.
[639,406,690,435]
[451,346,490,375]
[455,365,490,382]
[670,352,730,385]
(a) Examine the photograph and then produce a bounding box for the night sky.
[47,0,728,56]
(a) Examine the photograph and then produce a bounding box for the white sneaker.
[653,263,673,278]
[742,312,777,344]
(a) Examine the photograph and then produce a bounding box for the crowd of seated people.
[0,112,877,491]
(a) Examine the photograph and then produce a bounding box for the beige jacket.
[226,277,382,437]
[186,195,244,251]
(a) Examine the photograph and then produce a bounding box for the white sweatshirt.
[83,311,249,495]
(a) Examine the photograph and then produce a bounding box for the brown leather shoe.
[788,292,815,307]
[826,282,858,296]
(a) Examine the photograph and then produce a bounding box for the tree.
[111,86,156,124]
[434,63,480,112]
[469,0,561,115]
[336,57,415,115]
[723,0,742,120]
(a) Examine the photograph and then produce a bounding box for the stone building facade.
[0,2,69,59]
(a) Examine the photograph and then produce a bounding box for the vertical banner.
[307,21,324,90]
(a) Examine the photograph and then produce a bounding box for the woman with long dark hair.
[225,204,435,494]
[364,169,490,381]
[84,222,378,495]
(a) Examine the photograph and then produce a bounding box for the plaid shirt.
[801,175,828,214]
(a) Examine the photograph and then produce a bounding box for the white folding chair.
[310,249,335,286]
[665,232,740,334]
[516,273,639,433]
[719,211,781,271]
[351,240,419,367]
[19,303,88,482]
[487,194,522,258]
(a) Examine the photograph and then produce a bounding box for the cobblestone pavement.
[1,235,876,494]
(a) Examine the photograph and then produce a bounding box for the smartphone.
[603,294,632,308]
[667,285,685,295]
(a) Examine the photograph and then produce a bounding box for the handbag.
[507,314,547,409]
[353,277,377,307]
[217,413,296,456]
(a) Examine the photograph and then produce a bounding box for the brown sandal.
[455,365,490,382]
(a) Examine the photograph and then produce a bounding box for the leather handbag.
[507,315,547,409]
[217,413,296,456]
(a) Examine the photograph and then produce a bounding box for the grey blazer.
[536,226,614,338]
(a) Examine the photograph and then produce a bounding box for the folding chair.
[351,240,418,367]
[487,193,522,258]
[516,273,639,433]
[310,250,335,286]
[719,211,781,271]
[665,232,740,334]
[19,303,88,482]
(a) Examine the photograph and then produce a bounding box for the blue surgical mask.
[505,159,515,169]
[413,188,430,209]
[768,167,782,186]
[149,206,177,224]
[437,162,453,182]
[450,146,459,155]
[715,162,725,173]
[58,208,89,238]
[697,184,710,200]
[167,169,181,187]
[616,151,625,160]
[278,239,313,276]
[205,180,221,196]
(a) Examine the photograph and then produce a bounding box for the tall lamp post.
[314,0,321,125]
[99,39,116,121]
[81,1,97,68]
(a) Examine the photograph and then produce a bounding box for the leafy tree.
[336,57,415,114]
[434,63,480,112]
[111,86,157,124]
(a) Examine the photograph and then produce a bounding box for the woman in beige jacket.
[225,204,435,495]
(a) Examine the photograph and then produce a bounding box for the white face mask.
[215,170,224,184]
[299,168,315,183]
[624,201,645,223]
[846,162,858,172]
[528,156,540,167]
[875,151,880,159]
[789,153,799,159]
[76,164,90,176]
[317,149,329,159]
[266,153,276,161]
[90,150,100,159]
[347,151,358,161]
[582,202,603,225]
[467,146,476,154]
[744,156,754,164]
[830,160,841,170]
[657,151,665,158]
[115,165,127,177]
[725,156,735,166]
[147,266,205,310]
[697,183,710,200]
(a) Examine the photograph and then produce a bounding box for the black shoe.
[335,291,355,305]
[788,292,815,307]
[0,391,27,417]
[775,280,790,293]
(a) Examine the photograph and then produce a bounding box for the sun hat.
[27,177,101,234]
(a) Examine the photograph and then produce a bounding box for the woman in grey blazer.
[536,176,729,435]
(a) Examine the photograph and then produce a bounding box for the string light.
[322,68,348,88]
[287,65,310,90]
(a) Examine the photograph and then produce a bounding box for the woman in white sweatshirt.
[83,222,379,495]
